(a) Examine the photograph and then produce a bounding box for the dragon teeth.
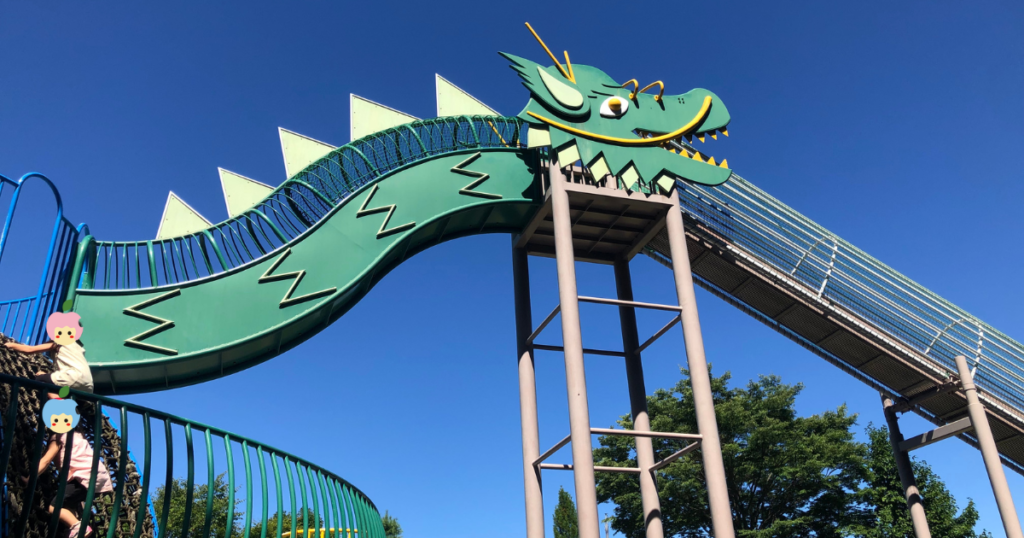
[689,151,728,168]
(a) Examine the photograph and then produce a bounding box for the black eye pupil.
[57,331,62,336]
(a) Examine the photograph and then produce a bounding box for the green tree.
[855,425,991,538]
[594,369,869,537]
[247,508,323,538]
[554,486,580,538]
[152,472,243,538]
[382,510,403,538]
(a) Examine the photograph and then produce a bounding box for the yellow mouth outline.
[526,95,713,146]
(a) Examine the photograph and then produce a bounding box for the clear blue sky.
[1,1,1022,536]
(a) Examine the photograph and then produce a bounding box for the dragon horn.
[524,22,575,83]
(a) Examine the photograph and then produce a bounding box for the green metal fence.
[0,374,382,538]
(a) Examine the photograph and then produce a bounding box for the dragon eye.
[600,96,629,118]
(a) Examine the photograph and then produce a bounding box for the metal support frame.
[512,162,737,538]
[882,396,931,538]
[650,442,701,471]
[533,428,702,477]
[549,160,601,538]
[898,417,972,453]
[881,357,1024,538]
[614,258,664,538]
[531,299,681,355]
[665,189,736,538]
[533,344,627,358]
[954,355,1023,538]
[512,243,545,538]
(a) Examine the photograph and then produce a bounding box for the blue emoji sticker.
[42,386,79,434]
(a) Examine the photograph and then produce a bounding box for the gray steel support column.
[664,189,736,538]
[513,242,545,538]
[549,159,601,538]
[954,355,1023,538]
[613,259,665,538]
[881,395,931,538]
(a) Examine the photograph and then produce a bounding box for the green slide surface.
[74,148,541,393]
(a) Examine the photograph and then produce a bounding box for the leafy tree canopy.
[853,425,990,538]
[595,369,868,537]
[153,472,243,538]
[594,369,992,537]
[247,508,324,538]
[382,510,403,538]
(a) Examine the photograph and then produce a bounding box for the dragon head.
[501,24,732,191]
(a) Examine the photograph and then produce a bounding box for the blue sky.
[1,1,1022,536]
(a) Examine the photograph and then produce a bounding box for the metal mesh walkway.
[645,172,1024,473]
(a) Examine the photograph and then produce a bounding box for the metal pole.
[512,242,545,538]
[881,395,931,538]
[613,259,664,538]
[549,159,601,538]
[954,355,1023,538]
[663,189,736,538]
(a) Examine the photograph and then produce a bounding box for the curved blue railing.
[0,174,83,344]
[82,116,522,291]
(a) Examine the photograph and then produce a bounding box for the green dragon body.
[66,25,737,394]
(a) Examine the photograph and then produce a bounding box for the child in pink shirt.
[31,430,113,537]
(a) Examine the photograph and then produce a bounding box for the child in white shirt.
[4,312,94,398]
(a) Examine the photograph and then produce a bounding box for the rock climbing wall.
[0,333,153,538]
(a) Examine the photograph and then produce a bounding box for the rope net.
[0,333,153,538]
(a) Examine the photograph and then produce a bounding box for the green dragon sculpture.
[502,24,732,192]
[66,23,738,395]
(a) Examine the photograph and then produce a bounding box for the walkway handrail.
[81,116,523,292]
[674,172,1024,421]
[0,373,383,538]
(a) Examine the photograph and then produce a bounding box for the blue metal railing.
[0,174,83,345]
[672,173,1024,420]
[82,116,522,291]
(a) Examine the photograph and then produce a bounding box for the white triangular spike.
[435,74,499,117]
[219,168,275,218]
[279,128,337,179]
[350,94,419,141]
[156,192,213,240]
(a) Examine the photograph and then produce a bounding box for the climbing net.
[0,334,152,538]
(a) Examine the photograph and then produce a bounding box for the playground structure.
[0,24,1022,538]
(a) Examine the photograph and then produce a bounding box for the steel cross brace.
[534,428,703,474]
[527,296,684,357]
[899,417,974,453]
